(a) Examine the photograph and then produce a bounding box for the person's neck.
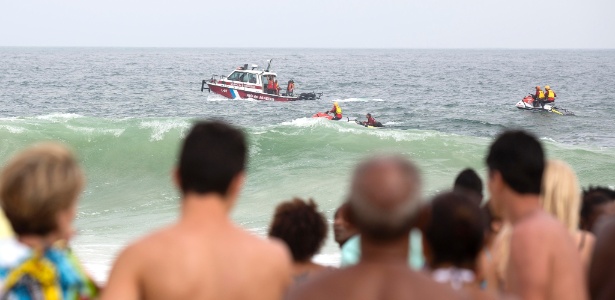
[293,260,323,272]
[431,262,475,272]
[506,192,542,224]
[360,233,409,264]
[18,234,57,252]
[181,193,232,225]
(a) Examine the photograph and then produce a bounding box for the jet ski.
[312,112,333,120]
[515,95,574,116]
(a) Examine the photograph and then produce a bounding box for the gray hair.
[348,155,422,240]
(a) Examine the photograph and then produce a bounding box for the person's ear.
[226,171,246,205]
[172,168,182,190]
[492,171,505,193]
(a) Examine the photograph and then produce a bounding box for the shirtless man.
[486,130,587,300]
[288,156,462,300]
[102,121,292,300]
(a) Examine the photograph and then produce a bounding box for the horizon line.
[1,45,614,51]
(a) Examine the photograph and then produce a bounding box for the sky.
[1,0,614,48]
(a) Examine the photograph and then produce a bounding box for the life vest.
[547,90,555,100]
[267,81,274,90]
[287,82,294,91]
[334,104,342,116]
[537,90,545,99]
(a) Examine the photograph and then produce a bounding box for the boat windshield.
[227,71,245,82]
[244,73,257,83]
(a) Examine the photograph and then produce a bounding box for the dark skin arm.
[590,217,615,300]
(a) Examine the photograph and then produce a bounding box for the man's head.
[453,168,483,206]
[177,121,247,199]
[366,113,371,118]
[348,155,421,241]
[581,186,615,232]
[423,191,484,270]
[486,130,544,200]
[333,202,358,247]
[0,143,84,240]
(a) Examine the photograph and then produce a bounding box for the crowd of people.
[0,120,614,300]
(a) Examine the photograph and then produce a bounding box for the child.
[0,143,98,299]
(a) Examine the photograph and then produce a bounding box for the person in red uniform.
[545,85,557,104]
[286,80,295,96]
[358,113,383,127]
[267,77,275,94]
[533,86,546,107]
[274,80,280,95]
[326,102,342,120]
[365,113,377,126]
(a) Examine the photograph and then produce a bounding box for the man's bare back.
[288,264,461,300]
[102,121,292,300]
[103,199,292,300]
[508,211,587,300]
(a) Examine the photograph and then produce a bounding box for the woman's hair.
[540,160,580,233]
[0,143,84,236]
[424,191,484,269]
[268,198,327,262]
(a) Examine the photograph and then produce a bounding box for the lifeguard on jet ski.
[515,85,574,116]
[312,101,343,120]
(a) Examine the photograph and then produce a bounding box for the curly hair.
[268,198,328,262]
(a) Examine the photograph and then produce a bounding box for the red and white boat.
[201,60,321,102]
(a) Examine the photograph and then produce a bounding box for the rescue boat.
[201,60,322,102]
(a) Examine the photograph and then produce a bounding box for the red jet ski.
[312,112,333,120]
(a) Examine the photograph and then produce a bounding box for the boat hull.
[207,83,298,102]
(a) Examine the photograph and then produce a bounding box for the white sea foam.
[0,125,26,134]
[280,117,325,127]
[540,137,559,144]
[0,117,21,122]
[332,98,385,103]
[279,117,454,143]
[65,125,125,138]
[35,113,84,122]
[139,119,190,141]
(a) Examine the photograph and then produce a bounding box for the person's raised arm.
[101,245,142,300]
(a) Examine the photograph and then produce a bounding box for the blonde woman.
[541,160,595,269]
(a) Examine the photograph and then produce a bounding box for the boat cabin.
[218,65,278,94]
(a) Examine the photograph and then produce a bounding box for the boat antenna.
[266,59,273,72]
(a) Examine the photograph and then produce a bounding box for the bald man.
[288,156,462,300]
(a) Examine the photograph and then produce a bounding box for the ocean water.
[0,48,614,283]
